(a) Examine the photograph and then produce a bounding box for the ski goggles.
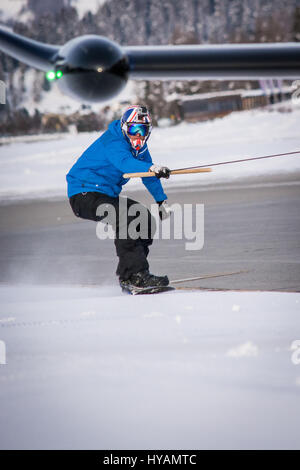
[126,123,151,137]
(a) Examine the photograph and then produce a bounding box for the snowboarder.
[66,105,171,293]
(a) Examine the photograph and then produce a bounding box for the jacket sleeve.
[106,141,152,173]
[141,148,168,202]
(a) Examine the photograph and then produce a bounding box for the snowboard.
[121,285,175,295]
[121,270,247,295]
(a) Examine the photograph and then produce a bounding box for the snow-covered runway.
[1,104,300,449]
[0,284,299,449]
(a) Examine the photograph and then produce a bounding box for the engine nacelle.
[55,35,129,102]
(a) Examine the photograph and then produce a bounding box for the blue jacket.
[66,119,167,202]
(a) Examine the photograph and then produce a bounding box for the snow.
[226,341,259,357]
[22,77,87,115]
[0,102,300,202]
[0,284,299,449]
[0,0,26,21]
[70,0,107,19]
[0,0,106,21]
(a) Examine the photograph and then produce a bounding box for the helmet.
[121,105,152,151]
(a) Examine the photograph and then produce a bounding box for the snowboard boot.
[120,269,169,291]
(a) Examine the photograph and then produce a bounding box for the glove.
[149,164,171,179]
[157,200,171,220]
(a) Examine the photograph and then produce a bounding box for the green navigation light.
[46,71,56,81]
[56,70,63,79]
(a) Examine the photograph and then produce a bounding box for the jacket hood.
[108,119,124,138]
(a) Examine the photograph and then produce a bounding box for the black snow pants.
[69,191,156,281]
